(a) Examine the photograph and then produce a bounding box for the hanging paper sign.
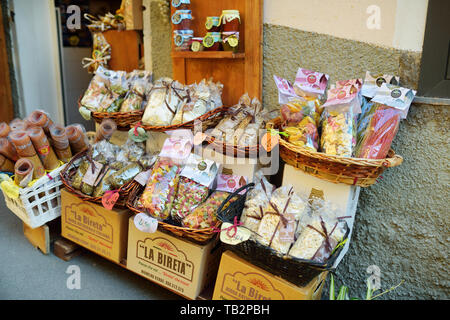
[102,190,119,210]
[134,213,158,234]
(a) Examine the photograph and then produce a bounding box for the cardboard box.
[281,163,360,268]
[61,189,132,264]
[213,250,327,300]
[126,217,222,299]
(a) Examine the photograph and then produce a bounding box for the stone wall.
[148,9,449,299]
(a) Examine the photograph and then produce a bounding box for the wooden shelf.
[171,51,245,59]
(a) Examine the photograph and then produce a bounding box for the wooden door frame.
[0,2,15,123]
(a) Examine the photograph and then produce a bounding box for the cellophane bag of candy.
[170,153,219,222]
[138,158,182,220]
[182,174,248,229]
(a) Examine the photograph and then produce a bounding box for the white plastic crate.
[1,164,67,229]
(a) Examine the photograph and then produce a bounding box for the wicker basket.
[216,183,349,287]
[1,164,67,229]
[60,148,136,208]
[136,106,229,133]
[267,117,403,187]
[201,134,261,158]
[78,98,144,131]
[126,182,241,245]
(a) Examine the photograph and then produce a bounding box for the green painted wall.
[149,10,449,299]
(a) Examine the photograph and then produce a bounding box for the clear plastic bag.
[80,66,115,112]
[281,99,321,152]
[255,185,307,255]
[354,103,401,159]
[240,171,275,234]
[170,176,209,221]
[142,78,188,126]
[288,199,347,263]
[320,106,356,157]
[120,70,152,112]
[171,80,211,125]
[139,159,181,220]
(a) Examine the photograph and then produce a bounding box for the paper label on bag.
[134,169,152,186]
[294,68,329,96]
[274,75,298,105]
[216,174,248,194]
[220,223,252,245]
[370,83,416,119]
[82,161,103,186]
[180,153,219,187]
[278,213,296,242]
[361,71,400,98]
[134,213,158,234]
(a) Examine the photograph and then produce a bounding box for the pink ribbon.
[213,216,243,238]
[133,121,142,137]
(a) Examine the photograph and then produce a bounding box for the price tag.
[134,170,152,186]
[82,161,103,186]
[134,213,158,233]
[220,223,251,245]
[102,190,119,210]
[261,132,279,152]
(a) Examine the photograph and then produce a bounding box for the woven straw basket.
[136,106,230,133]
[78,98,143,131]
[267,117,403,187]
[126,183,219,244]
[60,148,136,208]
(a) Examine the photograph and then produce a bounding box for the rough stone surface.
[330,103,449,300]
[149,17,449,300]
[149,1,172,80]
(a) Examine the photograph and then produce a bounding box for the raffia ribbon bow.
[81,45,111,71]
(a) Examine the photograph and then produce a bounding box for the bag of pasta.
[355,84,416,159]
[171,80,211,125]
[320,83,362,157]
[170,153,219,222]
[182,174,248,229]
[106,70,129,112]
